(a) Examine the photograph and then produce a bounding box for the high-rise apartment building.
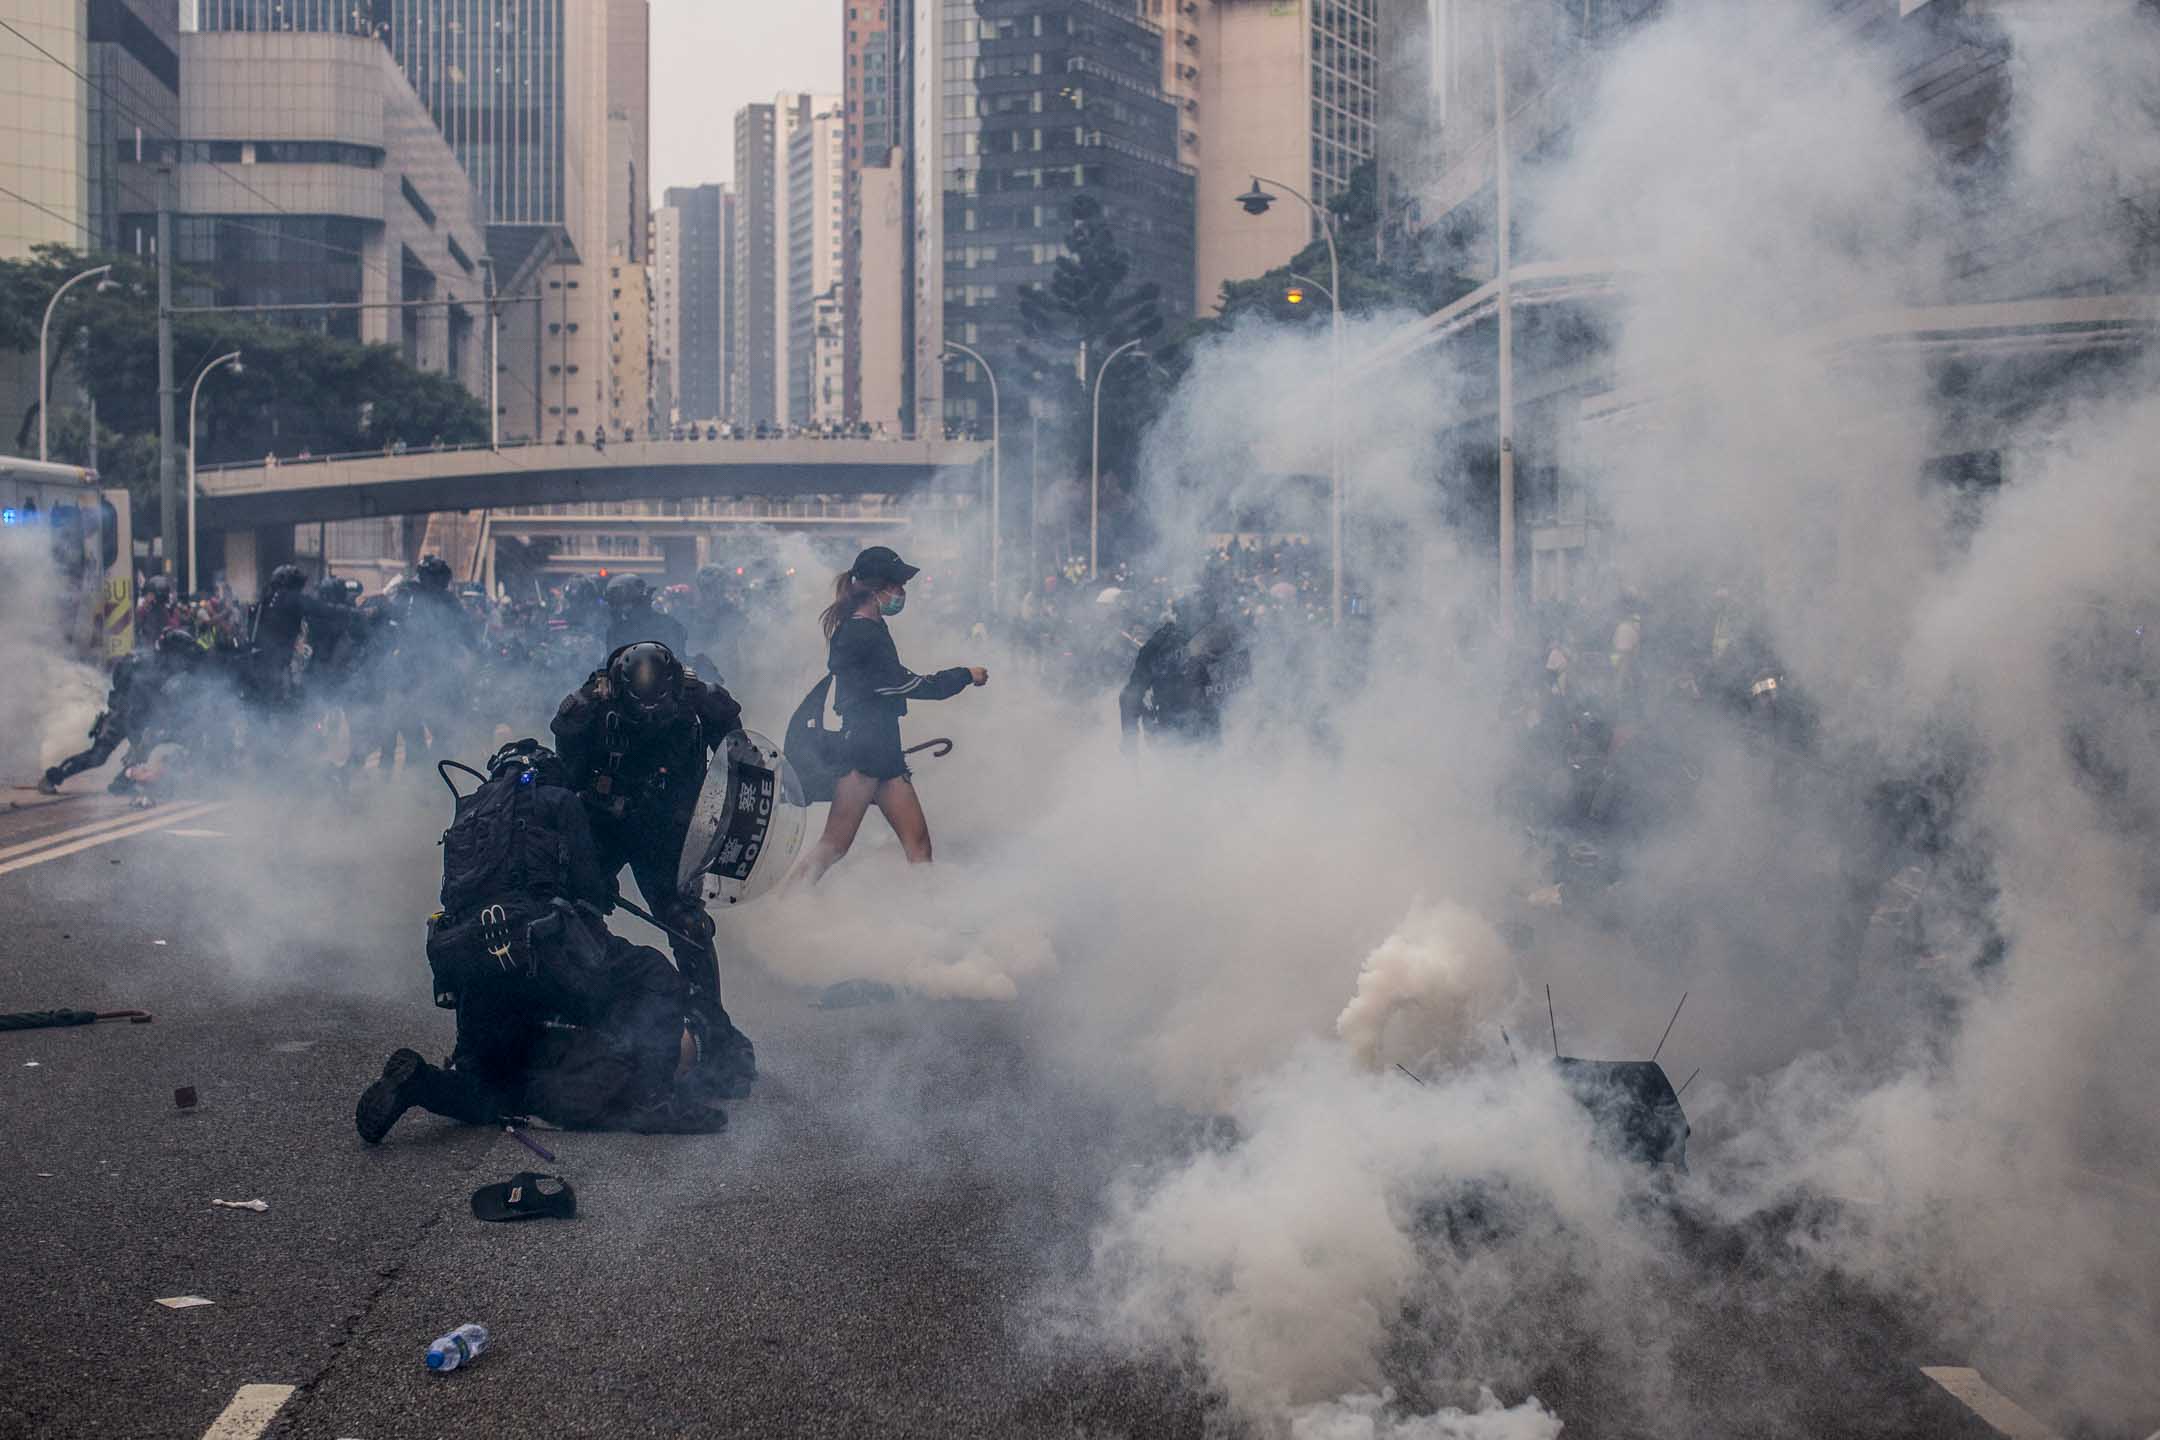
[607,255,650,435]
[787,95,845,427]
[1147,0,1380,312]
[908,0,1195,435]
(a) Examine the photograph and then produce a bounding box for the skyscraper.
[653,199,680,416]
[664,181,731,425]
[731,100,780,428]
[908,0,1195,436]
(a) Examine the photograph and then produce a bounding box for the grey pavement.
[0,781,2014,1440]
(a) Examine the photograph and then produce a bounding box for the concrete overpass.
[194,434,988,591]
[195,435,989,531]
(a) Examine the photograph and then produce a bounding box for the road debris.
[211,1198,270,1212]
[154,1296,214,1309]
[174,1086,198,1109]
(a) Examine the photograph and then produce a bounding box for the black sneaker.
[36,772,61,796]
[355,1048,427,1145]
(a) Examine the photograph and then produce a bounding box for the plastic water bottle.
[424,1323,489,1373]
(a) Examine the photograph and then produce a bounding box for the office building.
[665,181,731,424]
[787,95,845,427]
[110,30,489,397]
[732,99,788,427]
[191,0,617,447]
[1149,0,1381,313]
[909,0,1196,435]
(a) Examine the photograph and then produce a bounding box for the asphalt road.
[0,777,2034,1440]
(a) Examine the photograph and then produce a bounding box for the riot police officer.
[355,740,728,1142]
[551,642,755,1094]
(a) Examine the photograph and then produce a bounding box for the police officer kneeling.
[354,740,728,1143]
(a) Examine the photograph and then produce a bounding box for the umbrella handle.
[95,1010,155,1025]
[904,738,954,760]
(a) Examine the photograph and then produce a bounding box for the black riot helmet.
[486,737,568,789]
[265,563,308,597]
[561,575,600,610]
[695,564,728,595]
[605,573,651,611]
[143,574,176,603]
[316,573,357,605]
[415,555,453,590]
[607,641,684,726]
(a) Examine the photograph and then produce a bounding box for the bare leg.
[874,776,934,864]
[786,771,880,889]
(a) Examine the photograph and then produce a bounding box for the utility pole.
[156,168,178,579]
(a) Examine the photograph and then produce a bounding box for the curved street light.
[1235,176,1344,626]
[1283,270,1336,309]
[941,341,1001,613]
[1090,336,1149,581]
[187,351,244,594]
[39,264,113,462]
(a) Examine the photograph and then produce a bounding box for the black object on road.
[471,1173,577,1223]
[0,1008,154,1032]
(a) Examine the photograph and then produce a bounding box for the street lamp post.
[941,341,1001,614]
[1283,271,1336,309]
[1235,176,1343,625]
[1090,336,1147,581]
[39,264,113,462]
[187,351,244,595]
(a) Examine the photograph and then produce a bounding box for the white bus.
[0,457,135,661]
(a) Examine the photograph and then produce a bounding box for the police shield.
[677,729,810,908]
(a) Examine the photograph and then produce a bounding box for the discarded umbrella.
[0,1008,153,1033]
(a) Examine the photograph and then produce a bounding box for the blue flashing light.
[1,508,21,526]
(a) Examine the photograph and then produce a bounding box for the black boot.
[354,1048,427,1144]
[683,1011,757,1101]
[36,769,62,796]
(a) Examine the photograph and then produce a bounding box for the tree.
[1013,197,1178,564]
[1,245,487,515]
[1209,161,1479,330]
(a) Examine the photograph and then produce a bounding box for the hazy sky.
[651,0,845,195]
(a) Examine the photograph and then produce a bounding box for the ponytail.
[820,569,875,640]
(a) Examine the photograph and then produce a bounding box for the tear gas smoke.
[723,2,2160,1433]
[0,528,109,782]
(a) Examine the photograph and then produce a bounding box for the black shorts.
[837,712,910,783]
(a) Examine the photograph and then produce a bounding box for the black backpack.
[440,768,574,914]
[784,674,845,805]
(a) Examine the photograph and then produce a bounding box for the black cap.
[852,545,920,586]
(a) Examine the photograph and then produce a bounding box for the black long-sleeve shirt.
[827,616,971,718]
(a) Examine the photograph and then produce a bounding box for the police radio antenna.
[1651,991,1689,1065]
[1547,984,1561,1058]
[1677,1067,1701,1098]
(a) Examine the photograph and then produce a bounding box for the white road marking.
[0,806,193,862]
[199,1383,296,1440]
[165,827,229,838]
[154,1295,214,1309]
[1921,1366,2063,1440]
[0,801,225,877]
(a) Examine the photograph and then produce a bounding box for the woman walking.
[791,547,987,886]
